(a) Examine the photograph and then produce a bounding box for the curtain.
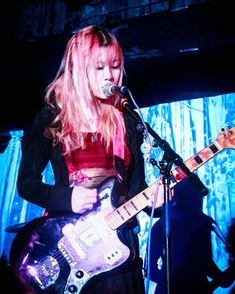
[138,93,235,294]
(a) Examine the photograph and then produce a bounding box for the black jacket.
[17,104,148,214]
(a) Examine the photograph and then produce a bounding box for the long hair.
[44,25,125,154]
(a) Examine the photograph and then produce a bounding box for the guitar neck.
[169,138,223,188]
[105,138,225,230]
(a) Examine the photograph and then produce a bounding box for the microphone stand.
[122,102,208,294]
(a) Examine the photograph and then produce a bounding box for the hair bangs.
[89,42,124,68]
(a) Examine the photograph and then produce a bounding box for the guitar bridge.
[26,255,60,290]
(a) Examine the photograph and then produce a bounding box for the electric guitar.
[10,128,235,294]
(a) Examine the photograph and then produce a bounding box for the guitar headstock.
[217,127,235,149]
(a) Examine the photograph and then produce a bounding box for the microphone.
[102,83,129,97]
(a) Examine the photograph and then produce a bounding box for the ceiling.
[1,0,235,131]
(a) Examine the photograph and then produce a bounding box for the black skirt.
[81,257,145,294]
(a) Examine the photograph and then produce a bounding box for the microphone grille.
[102,83,113,97]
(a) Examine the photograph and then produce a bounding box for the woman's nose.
[104,67,114,82]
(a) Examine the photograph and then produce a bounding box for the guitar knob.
[68,285,78,293]
[75,270,84,279]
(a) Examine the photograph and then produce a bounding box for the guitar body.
[10,177,132,294]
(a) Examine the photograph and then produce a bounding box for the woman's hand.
[147,179,174,209]
[71,185,98,214]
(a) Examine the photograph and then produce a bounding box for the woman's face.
[87,47,122,99]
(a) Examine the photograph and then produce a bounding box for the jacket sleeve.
[17,106,74,213]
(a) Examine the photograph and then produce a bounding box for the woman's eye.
[112,65,120,69]
[95,64,120,70]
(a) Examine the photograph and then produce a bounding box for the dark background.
[1,0,235,131]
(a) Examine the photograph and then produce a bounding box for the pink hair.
[44,25,126,154]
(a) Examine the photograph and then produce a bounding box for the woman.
[11,25,159,293]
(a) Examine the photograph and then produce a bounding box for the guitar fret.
[136,192,150,207]
[209,143,219,153]
[130,200,138,211]
[121,201,140,216]
[116,210,125,220]
[142,192,150,200]
[194,155,203,164]
[123,206,131,216]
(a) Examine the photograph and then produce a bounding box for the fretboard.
[105,138,224,230]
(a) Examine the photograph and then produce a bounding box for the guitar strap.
[113,155,126,206]
[114,155,125,182]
